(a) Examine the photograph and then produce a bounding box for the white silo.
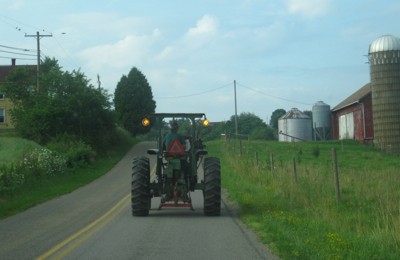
[312,101,331,140]
[278,108,312,142]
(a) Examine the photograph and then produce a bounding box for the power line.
[236,82,312,106]
[0,44,35,52]
[0,14,81,72]
[0,13,47,34]
[0,49,36,56]
[156,82,232,99]
[0,56,36,61]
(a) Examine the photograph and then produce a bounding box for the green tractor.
[131,113,221,216]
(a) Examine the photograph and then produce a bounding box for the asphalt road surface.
[0,141,278,259]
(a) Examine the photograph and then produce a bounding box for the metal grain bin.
[278,108,312,142]
[368,35,400,152]
[312,101,331,140]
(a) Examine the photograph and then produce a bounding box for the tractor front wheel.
[203,157,221,216]
[131,156,150,216]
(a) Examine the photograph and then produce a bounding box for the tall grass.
[208,139,400,259]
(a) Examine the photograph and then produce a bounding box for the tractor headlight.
[142,118,150,127]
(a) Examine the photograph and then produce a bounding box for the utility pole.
[234,80,238,136]
[97,74,101,90]
[25,31,52,92]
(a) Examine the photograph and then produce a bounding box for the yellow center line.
[36,193,130,260]
[55,197,128,259]
[36,164,156,260]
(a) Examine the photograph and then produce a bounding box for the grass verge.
[0,134,138,219]
[207,139,400,259]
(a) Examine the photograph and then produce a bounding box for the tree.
[1,57,116,150]
[114,67,156,135]
[270,109,286,130]
[223,112,274,140]
[303,110,312,120]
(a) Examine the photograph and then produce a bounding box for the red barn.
[331,83,374,143]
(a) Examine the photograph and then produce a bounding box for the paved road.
[0,141,277,259]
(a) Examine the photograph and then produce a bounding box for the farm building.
[331,34,400,153]
[278,108,312,142]
[312,101,331,140]
[331,83,373,142]
[368,35,400,152]
[0,59,18,130]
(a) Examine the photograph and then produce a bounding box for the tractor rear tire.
[131,156,150,216]
[203,157,221,216]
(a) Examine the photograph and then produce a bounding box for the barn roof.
[332,83,371,112]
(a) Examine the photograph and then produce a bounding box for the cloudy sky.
[1,0,399,122]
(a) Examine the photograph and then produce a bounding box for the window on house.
[0,92,4,99]
[0,108,4,123]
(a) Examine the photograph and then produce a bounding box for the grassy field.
[0,137,42,163]
[0,134,138,219]
[207,139,400,259]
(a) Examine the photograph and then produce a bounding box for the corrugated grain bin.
[312,101,331,140]
[278,108,312,142]
[368,35,400,152]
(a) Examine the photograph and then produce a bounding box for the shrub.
[47,135,95,167]
[21,148,67,177]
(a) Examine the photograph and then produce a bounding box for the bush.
[21,148,67,177]
[47,135,95,167]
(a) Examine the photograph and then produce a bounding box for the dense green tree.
[223,112,274,140]
[201,121,226,141]
[1,57,116,150]
[303,110,312,119]
[114,67,156,135]
[269,109,286,130]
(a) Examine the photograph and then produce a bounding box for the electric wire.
[0,44,35,52]
[0,49,36,56]
[0,55,36,61]
[0,13,47,34]
[236,82,312,106]
[156,80,312,107]
[156,82,232,99]
[0,13,78,70]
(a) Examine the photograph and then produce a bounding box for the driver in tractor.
[163,121,190,202]
[164,121,186,154]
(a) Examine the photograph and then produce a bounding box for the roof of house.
[0,60,35,84]
[332,83,371,111]
[0,66,15,83]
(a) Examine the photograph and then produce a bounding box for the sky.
[1,0,399,122]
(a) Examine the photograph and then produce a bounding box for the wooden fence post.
[332,148,341,203]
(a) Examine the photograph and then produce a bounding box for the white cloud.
[287,0,333,18]
[186,15,218,38]
[78,35,151,70]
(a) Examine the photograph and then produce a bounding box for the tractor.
[131,113,221,216]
